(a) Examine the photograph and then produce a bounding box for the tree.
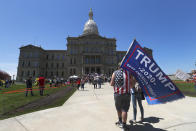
[0,70,11,80]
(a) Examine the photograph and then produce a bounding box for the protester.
[25,77,34,96]
[38,77,45,96]
[110,64,136,131]
[98,77,102,88]
[131,82,145,123]
[5,80,9,88]
[81,77,85,90]
[49,79,52,87]
[76,78,81,90]
[93,77,97,89]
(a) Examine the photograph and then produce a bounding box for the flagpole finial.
[133,38,136,41]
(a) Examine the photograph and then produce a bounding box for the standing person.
[110,66,136,131]
[81,77,85,90]
[76,78,81,90]
[193,71,196,90]
[5,80,8,88]
[98,77,102,89]
[93,77,97,89]
[131,82,145,123]
[25,77,34,96]
[38,77,45,96]
[49,79,52,88]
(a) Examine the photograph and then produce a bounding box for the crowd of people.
[0,79,14,89]
[68,73,111,90]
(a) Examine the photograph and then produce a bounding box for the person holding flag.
[110,63,136,130]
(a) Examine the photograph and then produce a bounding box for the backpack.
[114,69,124,87]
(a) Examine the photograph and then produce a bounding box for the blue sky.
[0,0,195,78]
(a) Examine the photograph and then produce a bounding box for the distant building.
[16,9,125,81]
[16,9,152,81]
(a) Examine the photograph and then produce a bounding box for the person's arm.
[110,73,115,86]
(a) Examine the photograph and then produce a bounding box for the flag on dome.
[120,39,185,105]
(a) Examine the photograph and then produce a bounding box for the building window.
[56,63,59,68]
[33,70,35,76]
[85,57,88,64]
[22,61,24,67]
[29,52,33,58]
[62,63,64,68]
[34,62,38,67]
[73,68,76,74]
[86,47,88,53]
[62,72,64,77]
[56,71,58,76]
[51,72,53,76]
[46,55,49,60]
[52,54,54,60]
[27,70,30,76]
[45,71,47,77]
[28,61,30,67]
[46,63,48,68]
[56,54,60,60]
[74,58,76,64]
[51,63,53,68]
[21,71,24,76]
[70,58,72,64]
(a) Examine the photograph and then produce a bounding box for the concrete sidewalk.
[0,83,196,131]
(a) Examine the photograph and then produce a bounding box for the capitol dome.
[82,8,99,36]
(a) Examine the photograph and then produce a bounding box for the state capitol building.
[16,9,127,81]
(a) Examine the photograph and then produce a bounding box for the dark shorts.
[114,93,131,112]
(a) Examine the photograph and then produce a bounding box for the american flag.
[114,69,131,94]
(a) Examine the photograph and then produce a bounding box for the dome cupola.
[82,8,99,36]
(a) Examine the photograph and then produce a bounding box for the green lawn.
[0,83,76,119]
[0,81,195,120]
[174,82,196,97]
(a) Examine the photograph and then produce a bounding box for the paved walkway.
[0,83,196,131]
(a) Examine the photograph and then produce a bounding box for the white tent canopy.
[69,75,78,79]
